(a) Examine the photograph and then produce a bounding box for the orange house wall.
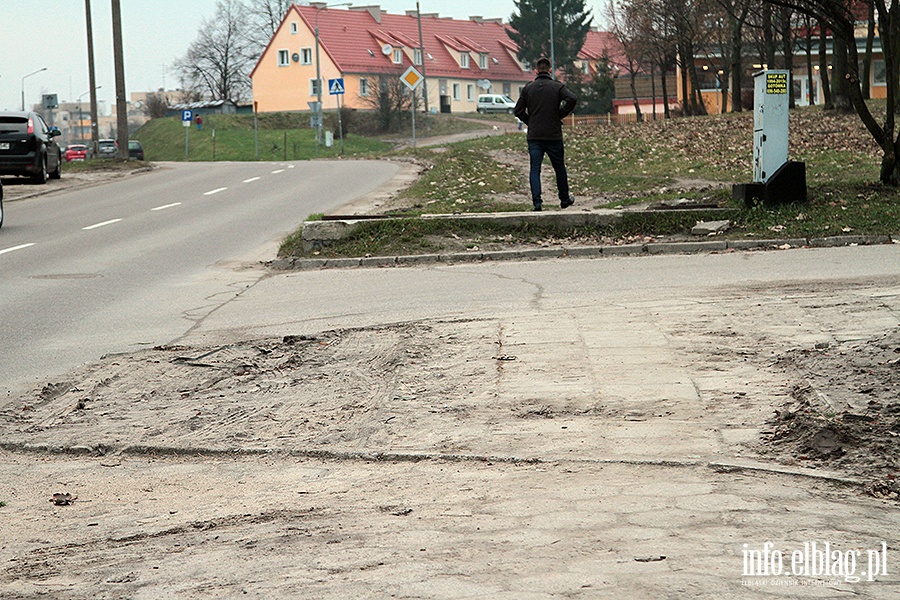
[252,13,531,114]
[252,19,375,112]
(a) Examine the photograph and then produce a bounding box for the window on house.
[360,78,370,96]
[479,53,488,69]
[467,84,474,101]
[290,22,298,34]
[873,60,887,85]
[301,48,312,65]
[278,49,289,66]
[310,78,322,96]
[393,48,403,64]
[452,83,461,100]
[460,53,470,68]
[414,48,423,65]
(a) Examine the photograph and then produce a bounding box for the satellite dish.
[381,44,393,55]
[478,79,491,91]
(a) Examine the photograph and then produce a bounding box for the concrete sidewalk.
[2,246,899,598]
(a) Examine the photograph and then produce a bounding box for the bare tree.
[862,0,875,99]
[640,0,679,118]
[362,74,413,133]
[245,0,296,46]
[716,0,758,111]
[174,0,257,102]
[768,0,900,184]
[607,0,650,121]
[669,0,711,115]
[143,92,169,119]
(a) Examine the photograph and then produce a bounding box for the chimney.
[470,16,483,23]
[349,5,381,24]
[482,18,503,25]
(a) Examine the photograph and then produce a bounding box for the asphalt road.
[0,160,401,396]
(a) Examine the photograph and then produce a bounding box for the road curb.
[271,234,900,270]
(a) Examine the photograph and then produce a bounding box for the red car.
[64,144,88,162]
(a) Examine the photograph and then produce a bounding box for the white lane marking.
[0,243,36,256]
[242,177,261,183]
[82,219,122,231]
[287,164,295,169]
[204,187,227,196]
[151,202,182,211]
[271,169,285,174]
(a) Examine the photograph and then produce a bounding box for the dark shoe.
[560,196,575,209]
[532,200,543,211]
[532,204,542,212]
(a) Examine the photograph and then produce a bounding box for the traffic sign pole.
[327,79,346,155]
[181,110,193,159]
[337,94,344,154]
[400,67,423,150]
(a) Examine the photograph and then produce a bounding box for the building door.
[439,79,450,113]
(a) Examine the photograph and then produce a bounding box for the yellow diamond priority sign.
[400,66,423,90]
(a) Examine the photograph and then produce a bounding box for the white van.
[477,94,516,114]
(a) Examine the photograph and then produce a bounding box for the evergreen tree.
[508,0,593,72]
[566,58,615,114]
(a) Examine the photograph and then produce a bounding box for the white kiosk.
[734,70,806,207]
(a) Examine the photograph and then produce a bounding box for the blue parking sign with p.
[182,110,193,122]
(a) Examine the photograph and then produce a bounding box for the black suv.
[0,111,62,183]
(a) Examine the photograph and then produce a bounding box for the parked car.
[476,94,516,114]
[64,144,88,162]
[0,110,62,183]
[97,138,118,158]
[128,140,144,160]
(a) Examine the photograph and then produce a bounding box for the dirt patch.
[1,321,500,455]
[759,328,900,498]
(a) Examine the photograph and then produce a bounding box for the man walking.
[513,57,578,212]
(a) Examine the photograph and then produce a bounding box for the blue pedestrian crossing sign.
[328,78,345,95]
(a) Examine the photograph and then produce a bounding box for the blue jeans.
[528,139,569,205]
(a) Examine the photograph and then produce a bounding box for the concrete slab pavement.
[2,245,899,597]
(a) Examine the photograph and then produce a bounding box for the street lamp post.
[314,2,352,157]
[78,86,101,144]
[21,67,48,111]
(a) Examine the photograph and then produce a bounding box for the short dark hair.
[536,57,551,72]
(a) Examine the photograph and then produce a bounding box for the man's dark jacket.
[513,72,578,140]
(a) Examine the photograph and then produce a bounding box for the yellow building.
[253,4,531,114]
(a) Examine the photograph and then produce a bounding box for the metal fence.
[564,112,669,127]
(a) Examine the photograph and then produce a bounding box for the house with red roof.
[250,3,622,114]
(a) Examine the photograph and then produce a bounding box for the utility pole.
[549,0,556,79]
[85,0,100,158]
[416,1,430,131]
[111,0,129,159]
[314,3,351,157]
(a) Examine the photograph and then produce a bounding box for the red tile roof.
[252,5,627,84]
[288,5,529,81]
[580,30,627,70]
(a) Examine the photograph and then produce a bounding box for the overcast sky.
[0,0,607,113]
